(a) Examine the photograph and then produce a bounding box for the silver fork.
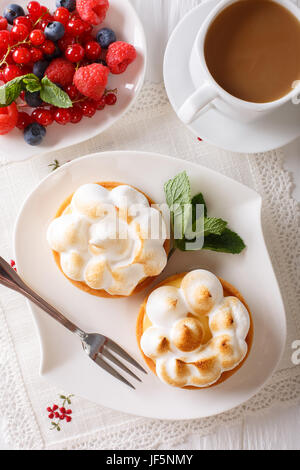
[0,256,146,389]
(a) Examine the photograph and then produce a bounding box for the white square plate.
[14,151,286,419]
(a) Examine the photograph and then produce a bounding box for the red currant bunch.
[29,29,45,46]
[65,44,85,63]
[13,47,31,65]
[85,41,101,60]
[32,108,54,126]
[54,7,70,25]
[54,108,71,125]
[27,1,42,21]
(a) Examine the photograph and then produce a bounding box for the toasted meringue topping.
[181,269,223,315]
[141,327,170,359]
[146,286,187,328]
[47,184,168,296]
[171,317,204,352]
[140,270,250,388]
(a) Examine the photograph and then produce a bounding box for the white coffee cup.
[178,0,300,124]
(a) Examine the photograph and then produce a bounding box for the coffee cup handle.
[178,82,218,124]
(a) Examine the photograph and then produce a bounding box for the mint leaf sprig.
[164,171,246,254]
[0,74,73,108]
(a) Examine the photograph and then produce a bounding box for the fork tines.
[95,339,147,390]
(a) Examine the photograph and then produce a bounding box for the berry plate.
[0,0,146,162]
[14,151,286,420]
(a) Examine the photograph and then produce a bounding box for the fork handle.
[19,283,85,337]
[0,260,86,338]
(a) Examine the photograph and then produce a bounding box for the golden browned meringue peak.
[140,270,250,388]
[47,184,168,296]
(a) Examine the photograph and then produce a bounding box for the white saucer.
[163,0,300,154]
[14,151,286,420]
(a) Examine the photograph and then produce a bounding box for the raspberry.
[0,103,18,135]
[106,41,136,74]
[45,58,75,86]
[73,63,109,100]
[76,0,109,26]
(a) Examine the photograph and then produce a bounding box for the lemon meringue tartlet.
[47,182,169,297]
[137,270,253,388]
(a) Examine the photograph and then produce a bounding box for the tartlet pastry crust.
[51,182,170,298]
[136,272,253,389]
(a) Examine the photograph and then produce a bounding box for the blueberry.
[56,0,76,12]
[3,3,25,24]
[25,91,43,108]
[44,43,62,60]
[24,123,46,146]
[33,60,49,79]
[97,28,117,49]
[44,22,65,42]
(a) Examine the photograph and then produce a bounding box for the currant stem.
[0,10,50,69]
[0,40,30,68]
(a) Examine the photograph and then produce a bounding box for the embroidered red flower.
[47,394,73,431]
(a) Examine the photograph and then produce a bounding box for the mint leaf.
[23,76,41,93]
[164,171,192,242]
[179,218,226,250]
[0,74,41,107]
[0,76,24,106]
[204,217,227,236]
[40,77,72,108]
[164,171,191,207]
[192,192,207,217]
[203,228,246,254]
[163,172,246,255]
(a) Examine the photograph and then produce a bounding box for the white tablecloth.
[0,0,299,450]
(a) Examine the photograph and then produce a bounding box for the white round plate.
[14,151,286,420]
[163,0,300,154]
[0,0,146,162]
